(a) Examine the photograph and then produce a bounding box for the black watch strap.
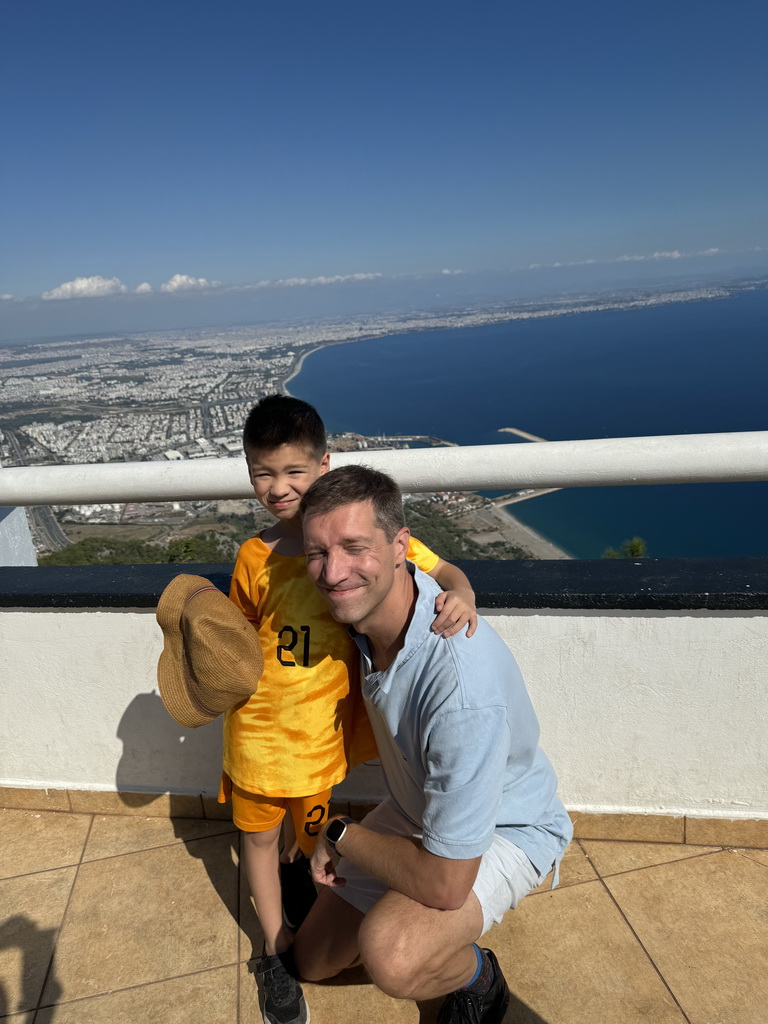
[325,815,355,853]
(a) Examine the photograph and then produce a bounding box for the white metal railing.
[1,430,767,506]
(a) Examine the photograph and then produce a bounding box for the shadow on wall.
[115,690,222,800]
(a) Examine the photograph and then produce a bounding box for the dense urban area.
[1,288,712,562]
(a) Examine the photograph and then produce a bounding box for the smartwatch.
[325,816,355,854]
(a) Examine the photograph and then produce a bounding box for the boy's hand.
[431,588,477,638]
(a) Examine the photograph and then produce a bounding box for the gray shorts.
[334,798,542,935]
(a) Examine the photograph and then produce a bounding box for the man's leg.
[292,886,365,982]
[356,886,484,1003]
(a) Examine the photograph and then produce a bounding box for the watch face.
[327,819,345,845]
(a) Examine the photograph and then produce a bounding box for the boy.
[221,394,476,1024]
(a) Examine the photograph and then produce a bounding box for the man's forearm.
[329,821,480,912]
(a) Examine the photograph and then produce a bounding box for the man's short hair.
[300,465,405,541]
[242,394,326,460]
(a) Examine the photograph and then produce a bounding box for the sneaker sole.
[261,1010,310,1024]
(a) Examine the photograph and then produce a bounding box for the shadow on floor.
[113,692,264,958]
[306,965,551,1022]
[0,914,62,1021]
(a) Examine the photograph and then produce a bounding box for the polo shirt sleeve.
[420,704,510,860]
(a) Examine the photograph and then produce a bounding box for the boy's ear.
[319,452,330,474]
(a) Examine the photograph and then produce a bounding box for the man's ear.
[394,526,411,567]
[319,452,330,475]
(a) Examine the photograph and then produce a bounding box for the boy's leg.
[233,785,293,956]
[242,824,293,956]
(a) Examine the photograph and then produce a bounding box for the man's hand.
[310,825,347,888]
[431,588,477,638]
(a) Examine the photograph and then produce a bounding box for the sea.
[290,287,768,559]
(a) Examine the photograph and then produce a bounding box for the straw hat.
[156,574,263,728]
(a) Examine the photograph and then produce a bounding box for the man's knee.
[358,907,429,999]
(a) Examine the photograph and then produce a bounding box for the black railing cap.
[1,558,767,611]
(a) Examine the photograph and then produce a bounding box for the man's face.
[303,500,409,629]
[245,444,329,522]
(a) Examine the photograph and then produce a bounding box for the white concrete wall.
[1,605,766,818]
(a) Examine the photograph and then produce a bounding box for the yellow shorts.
[219,775,333,857]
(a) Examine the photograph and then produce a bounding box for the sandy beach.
[461,503,572,559]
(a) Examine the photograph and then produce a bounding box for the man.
[294,465,572,1024]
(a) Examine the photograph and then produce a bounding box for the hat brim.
[156,575,225,728]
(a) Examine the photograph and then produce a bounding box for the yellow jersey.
[224,534,439,797]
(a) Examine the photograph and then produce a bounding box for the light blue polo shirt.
[351,564,572,878]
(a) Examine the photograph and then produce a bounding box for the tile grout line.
[581,846,724,882]
[733,848,768,869]
[81,826,239,865]
[30,960,243,1015]
[1,826,239,882]
[595,872,693,1024]
[32,813,95,1024]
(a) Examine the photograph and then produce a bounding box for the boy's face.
[246,444,329,522]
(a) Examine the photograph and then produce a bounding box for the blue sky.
[1,0,767,339]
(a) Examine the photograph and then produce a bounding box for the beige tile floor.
[1,807,766,1023]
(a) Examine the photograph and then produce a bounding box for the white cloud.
[252,272,382,290]
[160,273,219,293]
[440,268,463,275]
[616,250,683,263]
[700,248,720,256]
[0,293,13,301]
[42,275,128,300]
[135,282,153,294]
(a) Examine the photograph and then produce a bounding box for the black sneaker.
[256,949,309,1024]
[437,949,510,1024]
[280,854,318,930]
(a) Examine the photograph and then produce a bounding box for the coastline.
[283,335,376,394]
[282,283,737,398]
[463,503,572,560]
[284,339,572,560]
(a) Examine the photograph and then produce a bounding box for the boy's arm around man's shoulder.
[426,557,478,638]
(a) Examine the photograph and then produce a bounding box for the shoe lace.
[263,957,298,1006]
[439,989,483,1024]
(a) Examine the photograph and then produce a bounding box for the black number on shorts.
[304,804,327,836]
[277,625,310,667]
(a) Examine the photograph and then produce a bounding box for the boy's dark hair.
[242,394,326,459]
[300,465,405,541]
